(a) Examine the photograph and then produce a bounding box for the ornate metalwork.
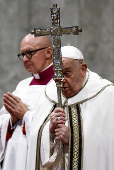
[31,4,82,170]
[31,4,82,84]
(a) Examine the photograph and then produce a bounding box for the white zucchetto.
[61,46,84,59]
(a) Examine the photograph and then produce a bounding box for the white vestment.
[0,76,53,170]
[27,69,114,170]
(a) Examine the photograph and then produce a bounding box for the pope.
[27,45,114,170]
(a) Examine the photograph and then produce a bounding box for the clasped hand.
[50,107,69,145]
[3,92,29,125]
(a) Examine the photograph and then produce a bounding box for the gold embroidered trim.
[45,88,57,104]
[35,104,56,170]
[76,69,89,95]
[71,105,79,170]
[78,104,84,170]
[45,69,113,108]
[67,104,71,170]
[68,104,83,170]
[69,84,113,107]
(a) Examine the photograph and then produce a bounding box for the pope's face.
[62,57,87,98]
[20,35,51,74]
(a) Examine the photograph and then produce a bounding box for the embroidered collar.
[45,69,113,105]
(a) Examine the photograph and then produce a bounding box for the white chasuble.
[30,69,114,170]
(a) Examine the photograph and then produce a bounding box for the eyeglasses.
[17,47,48,60]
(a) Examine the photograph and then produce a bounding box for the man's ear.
[81,63,87,77]
[45,47,53,59]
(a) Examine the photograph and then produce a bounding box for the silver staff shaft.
[56,81,65,170]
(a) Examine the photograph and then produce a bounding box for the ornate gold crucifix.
[31,4,82,170]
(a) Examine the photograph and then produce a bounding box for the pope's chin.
[62,88,72,98]
[62,87,77,98]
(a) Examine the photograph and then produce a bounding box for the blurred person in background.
[0,34,54,170]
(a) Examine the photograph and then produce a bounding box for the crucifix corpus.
[31,4,82,170]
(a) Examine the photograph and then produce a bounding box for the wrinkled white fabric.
[0,76,53,170]
[27,69,114,170]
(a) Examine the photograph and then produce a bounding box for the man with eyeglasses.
[0,34,54,170]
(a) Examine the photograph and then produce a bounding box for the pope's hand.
[3,92,29,125]
[50,107,66,134]
[55,124,69,145]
